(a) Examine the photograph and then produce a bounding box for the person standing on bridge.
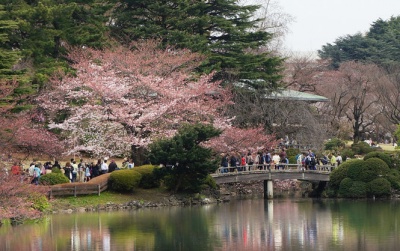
[221,154,229,173]
[246,151,254,171]
[272,152,280,170]
[330,153,337,171]
[241,155,246,171]
[229,153,238,172]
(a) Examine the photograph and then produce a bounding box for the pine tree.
[0,5,21,81]
[111,0,283,89]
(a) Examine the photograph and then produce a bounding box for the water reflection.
[1,199,400,250]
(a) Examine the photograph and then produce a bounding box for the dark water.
[1,199,400,251]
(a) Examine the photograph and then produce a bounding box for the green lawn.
[50,188,170,210]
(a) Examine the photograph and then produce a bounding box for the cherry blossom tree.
[37,40,274,157]
[204,126,278,155]
[0,174,49,225]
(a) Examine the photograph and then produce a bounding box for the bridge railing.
[215,163,335,175]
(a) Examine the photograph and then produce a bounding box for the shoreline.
[49,180,305,214]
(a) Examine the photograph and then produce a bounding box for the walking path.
[50,173,111,197]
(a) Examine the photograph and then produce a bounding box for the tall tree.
[1,0,112,94]
[0,5,21,82]
[38,41,274,157]
[319,16,400,69]
[318,62,383,143]
[110,0,283,89]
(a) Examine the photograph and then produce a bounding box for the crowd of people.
[220,148,342,173]
[7,157,135,185]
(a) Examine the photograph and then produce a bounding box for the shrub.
[330,159,360,189]
[389,152,400,170]
[346,159,365,181]
[51,167,62,174]
[351,141,372,155]
[109,170,142,193]
[288,156,297,164]
[341,149,354,161]
[29,193,51,213]
[364,151,392,168]
[201,174,217,190]
[348,181,367,198]
[134,165,160,189]
[39,173,70,185]
[325,138,345,150]
[338,177,353,197]
[286,148,300,158]
[359,158,390,183]
[386,169,400,190]
[367,178,391,197]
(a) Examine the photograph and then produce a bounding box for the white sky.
[278,0,400,53]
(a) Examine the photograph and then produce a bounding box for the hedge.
[367,178,391,197]
[330,159,360,189]
[359,158,390,183]
[338,177,353,197]
[134,165,160,189]
[364,151,392,168]
[39,173,70,185]
[346,159,365,181]
[108,169,142,193]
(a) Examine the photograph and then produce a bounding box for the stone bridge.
[211,168,331,199]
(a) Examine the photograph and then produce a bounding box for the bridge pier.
[264,180,273,199]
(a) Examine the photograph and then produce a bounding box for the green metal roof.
[233,80,329,102]
[265,89,329,102]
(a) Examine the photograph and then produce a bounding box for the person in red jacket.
[11,162,21,175]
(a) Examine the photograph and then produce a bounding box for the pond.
[1,198,400,250]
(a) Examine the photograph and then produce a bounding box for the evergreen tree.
[2,0,112,87]
[319,16,400,69]
[0,5,21,81]
[147,123,221,193]
[110,0,283,90]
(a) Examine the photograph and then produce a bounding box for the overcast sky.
[278,0,400,53]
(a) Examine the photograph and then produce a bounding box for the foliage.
[338,177,353,197]
[360,158,390,182]
[134,165,160,189]
[148,123,221,192]
[0,116,64,159]
[28,193,51,213]
[52,167,62,173]
[395,125,400,148]
[351,141,373,155]
[318,16,400,68]
[201,174,217,190]
[346,159,366,181]
[390,152,400,170]
[330,157,393,198]
[367,178,391,197]
[110,0,283,87]
[341,149,355,161]
[37,41,235,157]
[386,169,400,190]
[329,159,359,189]
[324,138,346,150]
[39,173,70,185]
[204,126,278,155]
[348,181,367,198]
[286,148,300,158]
[363,151,392,168]
[108,170,142,193]
[0,174,49,223]
[0,0,114,117]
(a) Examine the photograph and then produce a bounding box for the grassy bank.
[50,188,171,210]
